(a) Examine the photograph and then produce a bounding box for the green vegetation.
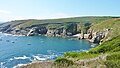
[54,57,74,66]
[90,18,120,40]
[55,35,120,68]
[77,22,91,33]
[89,35,120,54]
[105,52,120,68]
[64,52,99,60]
[47,24,62,29]
[53,18,120,67]
[0,16,120,68]
[0,16,115,29]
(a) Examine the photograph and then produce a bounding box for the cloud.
[0,10,12,14]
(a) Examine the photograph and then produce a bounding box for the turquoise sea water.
[0,33,92,68]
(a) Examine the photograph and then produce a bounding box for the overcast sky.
[0,0,120,22]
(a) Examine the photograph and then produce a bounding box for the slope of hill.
[0,16,114,28]
[53,18,120,68]
[0,16,116,36]
[89,18,120,42]
[54,35,120,68]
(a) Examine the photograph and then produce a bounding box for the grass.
[0,16,115,29]
[54,35,120,68]
[63,52,99,61]
[105,51,120,68]
[90,18,120,40]
[14,17,120,68]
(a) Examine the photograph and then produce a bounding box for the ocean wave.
[33,56,47,61]
[2,50,85,68]
[0,32,25,37]
[0,62,7,68]
[1,33,12,36]
[13,64,27,68]
[91,44,97,48]
[14,55,30,60]
[9,58,14,61]
[12,35,25,37]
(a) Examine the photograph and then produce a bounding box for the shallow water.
[0,33,92,68]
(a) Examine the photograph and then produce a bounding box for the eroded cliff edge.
[0,17,119,44]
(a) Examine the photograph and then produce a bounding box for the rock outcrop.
[88,28,112,43]
[78,28,112,44]
[46,23,77,36]
[27,26,47,36]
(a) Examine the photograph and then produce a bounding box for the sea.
[0,33,93,68]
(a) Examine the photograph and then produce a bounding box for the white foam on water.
[0,62,7,68]
[12,35,25,37]
[0,32,25,37]
[3,33,12,36]
[91,44,97,48]
[33,56,47,61]
[9,58,13,61]
[14,55,30,60]
[13,64,27,68]
[32,53,59,61]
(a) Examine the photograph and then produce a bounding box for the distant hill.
[0,16,119,38]
[0,16,115,29]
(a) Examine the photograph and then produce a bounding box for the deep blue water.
[0,33,92,68]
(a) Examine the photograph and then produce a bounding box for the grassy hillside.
[54,18,120,67]
[90,18,120,40]
[41,17,120,68]
[0,16,115,29]
[55,35,120,68]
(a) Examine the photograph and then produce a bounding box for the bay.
[0,33,92,68]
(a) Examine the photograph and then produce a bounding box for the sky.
[0,0,120,22]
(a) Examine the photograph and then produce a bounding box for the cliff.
[0,16,119,44]
[1,16,119,68]
[88,18,120,43]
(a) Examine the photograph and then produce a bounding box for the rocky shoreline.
[1,27,111,43]
[0,20,113,44]
[15,54,107,68]
[15,60,54,68]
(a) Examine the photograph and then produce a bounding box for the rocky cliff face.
[46,23,77,36]
[79,28,112,44]
[0,17,119,44]
[88,29,111,43]
[0,22,78,37]
[27,26,47,36]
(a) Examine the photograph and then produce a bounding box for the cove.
[0,33,92,68]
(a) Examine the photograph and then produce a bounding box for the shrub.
[64,52,80,58]
[54,57,73,67]
[105,60,120,68]
[89,36,120,54]
[106,52,120,60]
[105,52,120,68]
